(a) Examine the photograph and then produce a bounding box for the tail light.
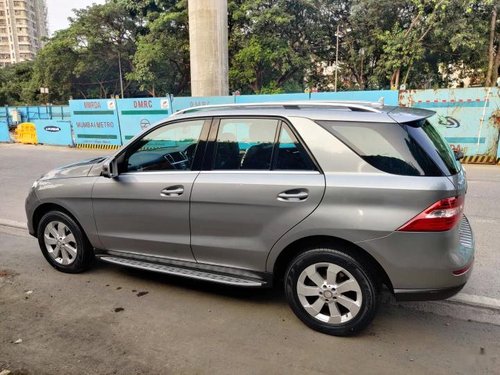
[397,196,464,232]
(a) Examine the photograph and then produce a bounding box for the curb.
[382,291,500,313]
[461,155,497,164]
[0,219,27,230]
[447,293,500,311]
[76,144,121,150]
[385,290,500,326]
[391,298,500,327]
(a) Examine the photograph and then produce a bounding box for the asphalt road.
[1,226,499,375]
[0,144,112,224]
[1,143,499,374]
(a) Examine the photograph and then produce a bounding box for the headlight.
[32,180,39,189]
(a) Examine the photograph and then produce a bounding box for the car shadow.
[90,259,287,305]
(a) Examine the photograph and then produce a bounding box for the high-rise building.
[0,0,48,67]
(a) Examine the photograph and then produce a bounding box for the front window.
[123,120,204,172]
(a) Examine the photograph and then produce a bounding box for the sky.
[46,0,106,35]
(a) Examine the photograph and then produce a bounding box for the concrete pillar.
[188,0,229,97]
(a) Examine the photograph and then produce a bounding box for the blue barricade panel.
[310,90,398,105]
[69,99,122,146]
[0,121,9,142]
[116,98,172,144]
[400,88,500,157]
[171,96,234,113]
[34,119,73,146]
[236,93,309,103]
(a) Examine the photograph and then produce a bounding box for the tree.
[0,0,498,104]
[485,3,499,86]
[229,0,335,93]
[29,0,141,103]
[347,0,496,90]
[127,0,191,96]
[30,28,80,103]
[0,61,35,105]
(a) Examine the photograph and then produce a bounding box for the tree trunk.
[486,5,497,87]
[390,71,396,89]
[391,68,400,89]
[402,59,414,87]
[493,43,500,86]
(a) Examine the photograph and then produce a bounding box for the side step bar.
[98,256,267,287]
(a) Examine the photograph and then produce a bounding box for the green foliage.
[0,0,497,104]
[0,61,35,105]
[27,0,142,104]
[128,0,190,96]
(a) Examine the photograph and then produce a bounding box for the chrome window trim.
[198,170,322,175]
[118,171,200,176]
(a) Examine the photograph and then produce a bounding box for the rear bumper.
[394,283,466,301]
[360,215,475,298]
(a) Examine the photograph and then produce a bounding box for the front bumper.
[25,187,40,236]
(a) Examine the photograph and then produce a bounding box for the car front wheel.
[37,211,94,273]
[285,248,378,336]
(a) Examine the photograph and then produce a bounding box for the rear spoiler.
[386,106,435,125]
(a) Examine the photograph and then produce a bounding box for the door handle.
[161,185,184,197]
[277,189,309,202]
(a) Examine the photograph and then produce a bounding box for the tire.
[37,211,94,273]
[285,248,378,336]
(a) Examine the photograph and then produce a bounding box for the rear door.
[190,117,325,271]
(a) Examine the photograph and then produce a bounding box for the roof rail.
[173,100,386,116]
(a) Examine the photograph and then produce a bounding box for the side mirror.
[101,159,118,178]
[454,149,464,161]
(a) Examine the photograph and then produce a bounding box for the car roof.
[170,101,435,124]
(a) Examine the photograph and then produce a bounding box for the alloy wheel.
[43,221,78,265]
[296,262,363,324]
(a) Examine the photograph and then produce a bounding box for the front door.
[190,117,326,271]
[92,119,209,261]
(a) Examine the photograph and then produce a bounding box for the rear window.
[316,120,458,176]
[407,120,460,176]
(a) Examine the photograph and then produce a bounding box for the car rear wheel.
[37,211,94,273]
[285,248,378,336]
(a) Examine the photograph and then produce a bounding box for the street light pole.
[118,51,124,99]
[359,48,365,89]
[334,24,340,92]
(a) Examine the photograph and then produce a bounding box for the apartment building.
[0,0,48,67]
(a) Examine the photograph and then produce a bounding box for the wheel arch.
[32,202,87,239]
[271,235,394,293]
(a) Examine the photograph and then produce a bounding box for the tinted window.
[317,121,442,176]
[276,124,316,170]
[213,118,279,170]
[124,120,204,172]
[407,120,460,176]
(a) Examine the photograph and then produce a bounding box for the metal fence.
[399,87,500,163]
[2,88,499,164]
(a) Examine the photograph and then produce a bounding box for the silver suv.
[25,102,474,336]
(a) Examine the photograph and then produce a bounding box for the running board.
[98,256,267,287]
